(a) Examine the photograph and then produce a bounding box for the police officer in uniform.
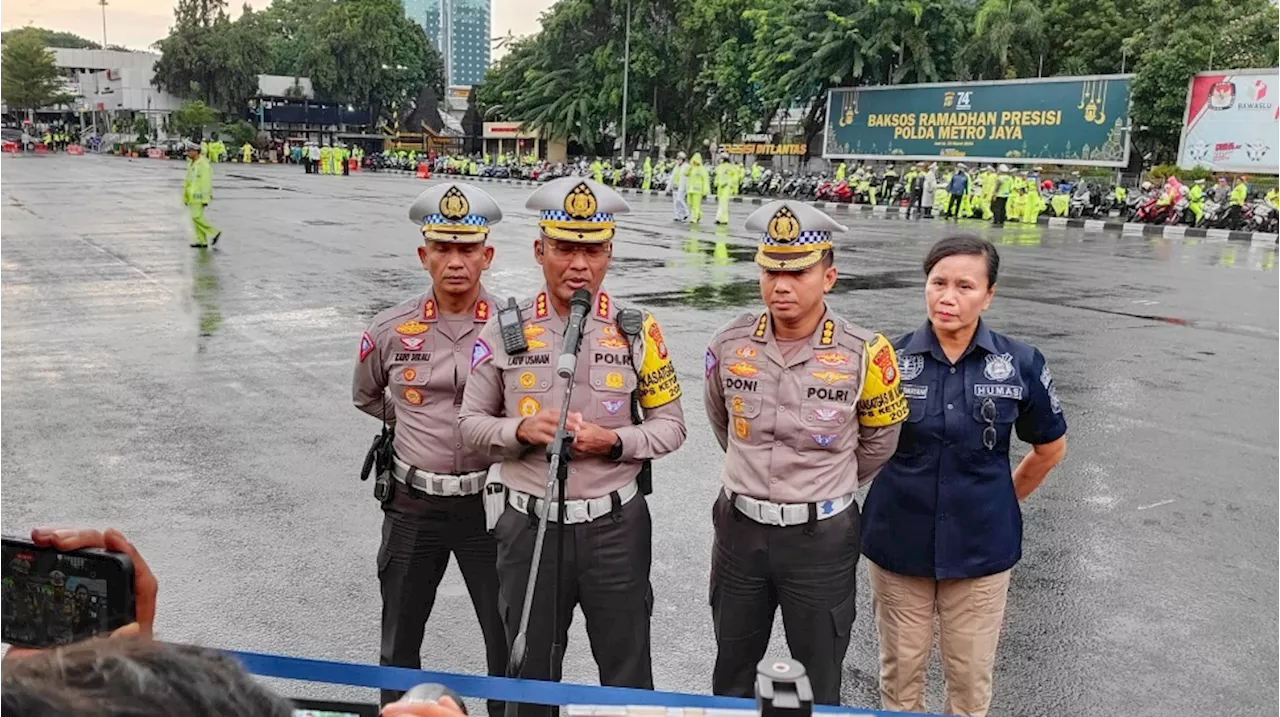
[703,200,908,704]
[353,182,507,712]
[460,177,687,716]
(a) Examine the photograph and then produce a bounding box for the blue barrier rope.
[224,649,909,715]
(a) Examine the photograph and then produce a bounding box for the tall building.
[403,0,491,88]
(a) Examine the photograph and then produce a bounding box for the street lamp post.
[619,0,631,161]
[99,0,109,49]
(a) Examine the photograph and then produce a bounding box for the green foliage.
[292,0,444,123]
[133,115,152,143]
[151,0,267,113]
[1,26,101,49]
[220,119,257,148]
[151,0,444,125]
[1147,164,1215,182]
[1,31,72,112]
[171,100,219,140]
[1130,0,1278,163]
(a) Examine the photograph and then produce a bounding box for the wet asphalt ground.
[2,154,1277,716]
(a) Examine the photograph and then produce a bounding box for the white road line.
[1136,499,1176,511]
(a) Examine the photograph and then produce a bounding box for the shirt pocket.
[968,394,1020,459]
[588,366,637,427]
[390,362,432,408]
[505,367,554,419]
[726,393,762,444]
[799,400,852,452]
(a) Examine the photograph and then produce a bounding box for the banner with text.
[1177,69,1279,174]
[824,75,1132,167]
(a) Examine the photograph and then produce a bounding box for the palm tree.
[967,0,1045,79]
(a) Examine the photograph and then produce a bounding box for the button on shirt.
[861,320,1067,580]
[352,290,495,475]
[459,288,687,500]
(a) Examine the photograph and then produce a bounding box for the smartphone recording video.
[2,536,135,648]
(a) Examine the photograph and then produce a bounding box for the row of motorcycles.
[364,152,1278,233]
[1125,185,1277,233]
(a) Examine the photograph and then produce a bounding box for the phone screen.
[2,537,134,648]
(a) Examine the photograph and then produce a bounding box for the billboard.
[1177,69,1280,174]
[824,75,1132,167]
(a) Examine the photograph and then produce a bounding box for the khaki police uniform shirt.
[703,308,908,503]
[353,289,496,475]
[459,289,687,499]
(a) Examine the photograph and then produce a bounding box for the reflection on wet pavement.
[1,156,1275,717]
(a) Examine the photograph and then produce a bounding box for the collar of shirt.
[420,286,493,341]
[528,286,615,328]
[901,318,997,365]
[747,304,841,368]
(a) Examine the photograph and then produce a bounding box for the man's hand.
[3,527,158,662]
[516,409,563,446]
[382,695,467,717]
[571,419,619,456]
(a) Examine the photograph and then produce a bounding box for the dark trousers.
[378,489,508,715]
[947,193,963,218]
[1225,204,1243,229]
[494,493,654,717]
[304,157,313,174]
[907,190,923,217]
[992,196,1009,225]
[709,493,860,705]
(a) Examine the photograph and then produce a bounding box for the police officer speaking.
[459,177,687,715]
[352,183,507,712]
[703,201,908,704]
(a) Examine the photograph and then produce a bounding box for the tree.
[1,31,72,116]
[1130,0,1278,162]
[2,26,101,49]
[171,100,219,139]
[151,0,267,113]
[290,0,444,124]
[963,0,1045,80]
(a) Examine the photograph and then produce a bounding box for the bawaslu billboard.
[824,75,1133,167]
[1176,68,1280,175]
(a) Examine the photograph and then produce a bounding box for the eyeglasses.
[545,240,610,259]
[980,398,997,450]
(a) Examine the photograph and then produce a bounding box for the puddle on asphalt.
[1140,237,1276,272]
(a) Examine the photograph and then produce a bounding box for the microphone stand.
[505,304,588,717]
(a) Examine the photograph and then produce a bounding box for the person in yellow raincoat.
[241,143,253,163]
[642,156,653,191]
[591,157,604,183]
[1022,174,1045,223]
[687,153,710,223]
[715,154,735,225]
[319,144,332,175]
[183,146,221,248]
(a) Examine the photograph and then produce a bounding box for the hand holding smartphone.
[3,528,154,650]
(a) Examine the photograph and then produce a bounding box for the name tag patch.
[974,384,1023,399]
[901,384,928,400]
[510,353,551,366]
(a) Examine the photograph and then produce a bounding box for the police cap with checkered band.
[525,176,632,243]
[408,182,504,243]
[745,200,847,271]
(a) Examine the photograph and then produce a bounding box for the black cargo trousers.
[378,488,508,715]
[494,491,654,717]
[709,491,861,705]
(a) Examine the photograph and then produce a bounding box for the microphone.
[556,288,593,378]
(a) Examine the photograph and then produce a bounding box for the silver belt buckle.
[569,501,590,523]
[443,476,461,495]
[760,501,783,526]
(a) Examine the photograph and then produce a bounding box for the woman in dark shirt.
[861,235,1067,717]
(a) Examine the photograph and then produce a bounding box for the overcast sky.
[1,0,555,59]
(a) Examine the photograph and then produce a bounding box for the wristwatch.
[607,435,624,461]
